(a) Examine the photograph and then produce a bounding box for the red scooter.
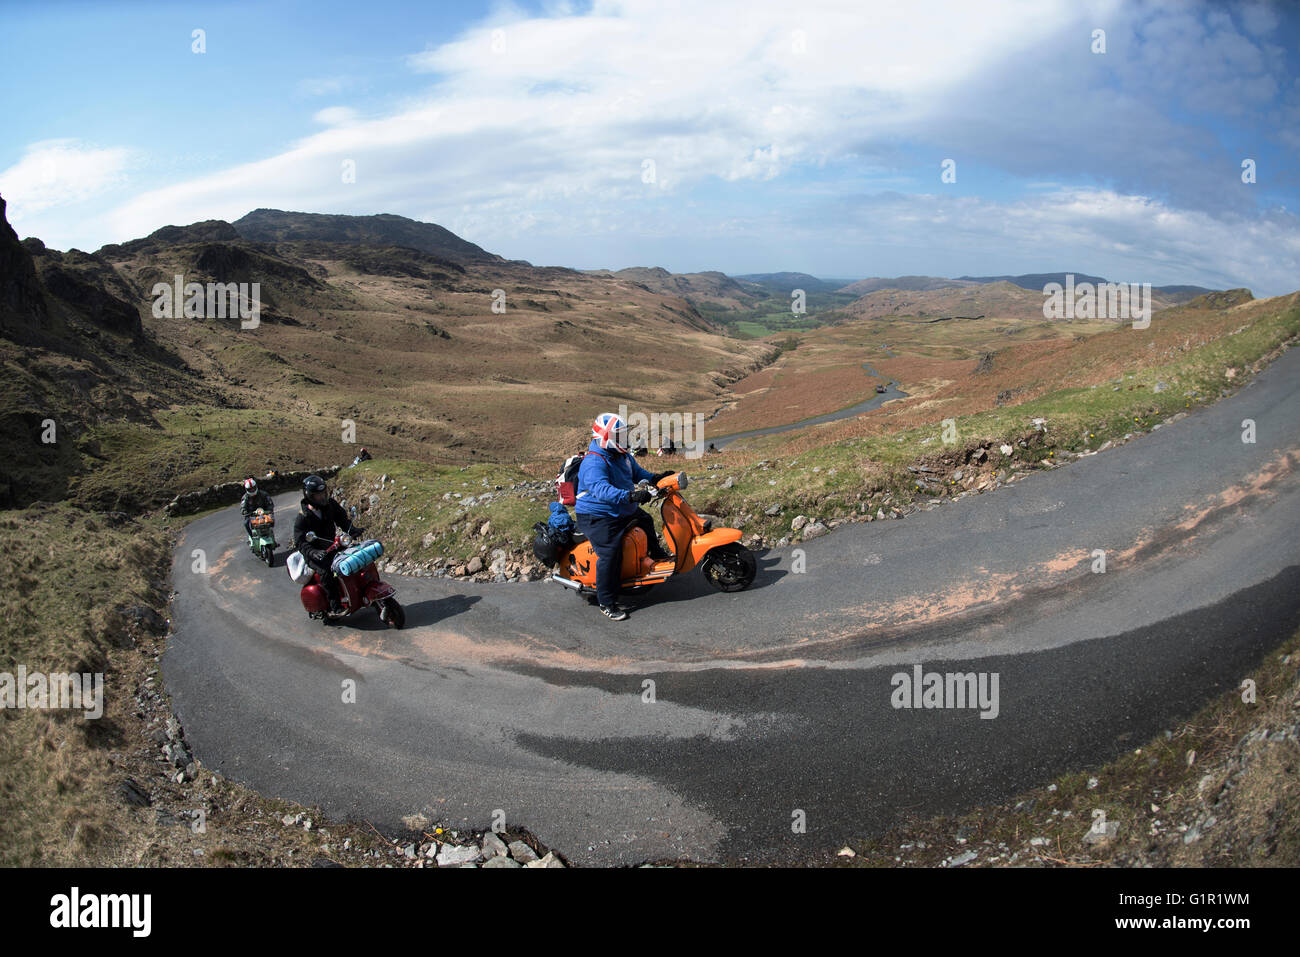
[299,529,404,628]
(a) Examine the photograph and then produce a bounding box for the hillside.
[838,279,1190,322]
[837,275,979,296]
[0,196,226,508]
[232,209,504,265]
[960,272,1215,303]
[583,266,766,310]
[736,272,848,295]
[0,199,773,510]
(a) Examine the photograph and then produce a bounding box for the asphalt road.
[165,347,1300,865]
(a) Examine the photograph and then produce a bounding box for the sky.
[1,0,1297,294]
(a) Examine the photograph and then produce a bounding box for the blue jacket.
[575,439,656,518]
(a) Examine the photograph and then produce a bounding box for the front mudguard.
[300,583,329,615]
[685,528,743,571]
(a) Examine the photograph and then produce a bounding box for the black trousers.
[576,509,661,607]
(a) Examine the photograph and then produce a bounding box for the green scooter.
[247,508,277,566]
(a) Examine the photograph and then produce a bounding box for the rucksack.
[556,450,603,505]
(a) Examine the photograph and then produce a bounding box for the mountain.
[583,266,765,309]
[837,276,978,296]
[3,201,773,509]
[958,273,1215,304]
[957,272,1109,290]
[232,209,503,265]
[735,272,845,295]
[0,195,49,340]
[0,195,225,508]
[840,278,1197,321]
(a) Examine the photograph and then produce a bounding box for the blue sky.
[2,0,1297,293]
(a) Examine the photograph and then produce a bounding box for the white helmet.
[592,412,629,453]
[243,478,258,493]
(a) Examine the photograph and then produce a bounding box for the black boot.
[323,576,343,615]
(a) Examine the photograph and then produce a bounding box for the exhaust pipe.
[550,573,582,590]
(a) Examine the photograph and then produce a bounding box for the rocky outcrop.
[1187,288,1253,310]
[0,193,50,336]
[96,219,240,260]
[31,247,143,338]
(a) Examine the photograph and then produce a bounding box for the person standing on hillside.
[574,413,673,621]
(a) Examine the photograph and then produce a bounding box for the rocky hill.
[840,279,1192,322]
[584,265,765,310]
[233,209,503,265]
[0,198,772,510]
[840,274,1217,310]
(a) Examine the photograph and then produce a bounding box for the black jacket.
[292,496,359,560]
[240,489,275,517]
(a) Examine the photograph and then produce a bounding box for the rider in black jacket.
[240,478,275,537]
[292,475,364,614]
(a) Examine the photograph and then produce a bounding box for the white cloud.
[0,140,132,224]
[7,0,1294,295]
[313,106,360,126]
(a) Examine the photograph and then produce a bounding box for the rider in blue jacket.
[575,412,672,620]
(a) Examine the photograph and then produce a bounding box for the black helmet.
[303,474,327,497]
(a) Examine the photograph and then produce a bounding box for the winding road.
[165,347,1300,865]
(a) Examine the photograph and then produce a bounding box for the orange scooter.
[550,471,756,598]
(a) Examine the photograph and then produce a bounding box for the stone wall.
[164,465,344,517]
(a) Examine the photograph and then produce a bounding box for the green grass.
[332,459,545,568]
[73,406,360,511]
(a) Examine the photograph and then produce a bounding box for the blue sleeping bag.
[332,539,384,576]
[548,502,574,539]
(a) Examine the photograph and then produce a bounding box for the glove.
[629,487,653,504]
[651,470,674,483]
[351,527,366,538]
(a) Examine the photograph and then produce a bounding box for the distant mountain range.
[957,273,1213,299]
[583,266,766,309]
[735,272,847,295]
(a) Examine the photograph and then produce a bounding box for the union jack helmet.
[592,412,629,453]
[243,478,258,493]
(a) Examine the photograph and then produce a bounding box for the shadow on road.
[624,550,786,609]
[403,594,481,627]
